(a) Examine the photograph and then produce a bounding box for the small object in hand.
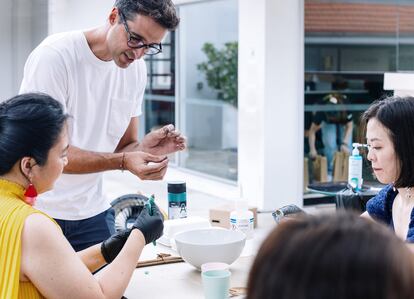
[146,195,157,246]
[272,204,305,224]
[148,156,168,167]
[164,124,175,133]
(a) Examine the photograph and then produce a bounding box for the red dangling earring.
[24,183,38,206]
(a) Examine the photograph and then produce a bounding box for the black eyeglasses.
[118,10,162,55]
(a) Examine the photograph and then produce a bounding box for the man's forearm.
[308,133,316,153]
[308,123,320,154]
[64,145,124,174]
[342,122,353,144]
[114,140,140,153]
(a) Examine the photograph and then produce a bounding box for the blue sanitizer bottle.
[348,143,363,191]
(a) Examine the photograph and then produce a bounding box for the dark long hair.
[361,96,414,187]
[247,212,414,299]
[0,93,68,175]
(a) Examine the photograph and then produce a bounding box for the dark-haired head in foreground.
[247,212,414,299]
[0,92,69,193]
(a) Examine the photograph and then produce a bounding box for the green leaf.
[196,41,238,107]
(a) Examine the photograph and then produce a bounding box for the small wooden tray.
[136,253,184,268]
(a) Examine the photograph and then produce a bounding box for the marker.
[146,194,157,246]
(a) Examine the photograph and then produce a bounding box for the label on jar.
[230,217,254,239]
[168,201,187,219]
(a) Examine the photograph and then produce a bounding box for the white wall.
[48,0,114,33]
[0,0,48,101]
[0,0,13,100]
[384,72,414,97]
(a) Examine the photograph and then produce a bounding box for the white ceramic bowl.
[174,228,246,270]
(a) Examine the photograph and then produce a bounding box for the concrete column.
[238,0,304,210]
[0,0,48,100]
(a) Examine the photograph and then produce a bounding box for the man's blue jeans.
[55,208,115,252]
[321,122,352,175]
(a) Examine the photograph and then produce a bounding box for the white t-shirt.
[19,31,147,220]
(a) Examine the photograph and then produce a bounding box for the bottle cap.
[168,181,186,194]
[352,146,359,156]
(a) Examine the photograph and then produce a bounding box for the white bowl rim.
[174,227,246,246]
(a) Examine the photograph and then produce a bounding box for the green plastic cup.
[201,269,231,299]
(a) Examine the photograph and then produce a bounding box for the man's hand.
[309,148,318,160]
[139,124,186,156]
[340,144,350,154]
[124,151,168,180]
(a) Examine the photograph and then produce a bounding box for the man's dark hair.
[361,96,414,188]
[247,212,414,299]
[0,93,69,175]
[115,0,180,30]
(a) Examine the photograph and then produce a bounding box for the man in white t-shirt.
[19,0,185,251]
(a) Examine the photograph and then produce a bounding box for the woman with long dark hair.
[361,96,414,241]
[0,93,163,298]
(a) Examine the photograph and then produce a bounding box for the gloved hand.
[132,204,164,245]
[101,229,130,264]
[100,204,164,263]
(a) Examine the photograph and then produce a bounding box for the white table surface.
[124,213,275,299]
[124,253,254,299]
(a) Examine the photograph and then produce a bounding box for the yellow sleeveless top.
[0,178,54,299]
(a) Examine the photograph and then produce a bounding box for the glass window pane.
[178,0,238,181]
[397,3,414,71]
[144,31,176,163]
[304,0,398,193]
[145,99,175,131]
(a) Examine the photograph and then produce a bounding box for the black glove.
[132,204,164,245]
[101,229,130,264]
[100,204,164,263]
